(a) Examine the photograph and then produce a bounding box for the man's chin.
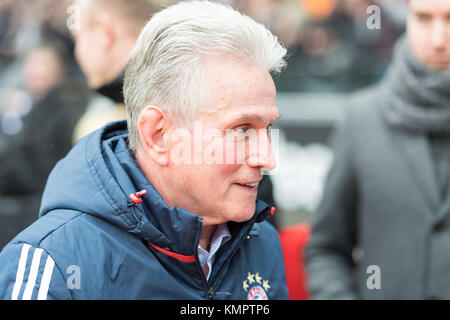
[225,203,256,223]
[425,58,450,71]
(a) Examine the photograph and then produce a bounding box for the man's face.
[165,56,279,226]
[23,48,63,99]
[71,0,108,88]
[407,0,450,71]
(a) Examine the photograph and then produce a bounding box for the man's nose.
[246,129,277,171]
[430,19,447,51]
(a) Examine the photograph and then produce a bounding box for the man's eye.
[227,125,250,141]
[233,126,249,135]
[416,13,431,22]
[237,127,248,134]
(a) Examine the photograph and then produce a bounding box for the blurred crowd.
[0,0,408,247]
[225,0,407,92]
[0,0,90,246]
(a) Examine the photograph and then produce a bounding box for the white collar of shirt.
[197,223,232,280]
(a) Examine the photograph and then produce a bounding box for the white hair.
[124,0,287,153]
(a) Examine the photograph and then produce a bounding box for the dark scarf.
[380,36,450,133]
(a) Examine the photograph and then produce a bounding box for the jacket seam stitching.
[37,210,86,246]
[84,133,135,229]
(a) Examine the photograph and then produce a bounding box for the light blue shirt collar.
[197,223,231,280]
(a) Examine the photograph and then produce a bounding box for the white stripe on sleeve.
[37,255,55,300]
[11,244,32,300]
[22,248,43,300]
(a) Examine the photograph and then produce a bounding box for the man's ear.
[137,106,169,166]
[96,12,115,50]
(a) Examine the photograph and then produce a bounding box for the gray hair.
[124,0,287,153]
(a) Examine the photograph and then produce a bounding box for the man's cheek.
[201,136,224,165]
[222,139,246,165]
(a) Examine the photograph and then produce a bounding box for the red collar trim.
[149,243,196,263]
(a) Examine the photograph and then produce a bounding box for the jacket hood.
[39,120,272,256]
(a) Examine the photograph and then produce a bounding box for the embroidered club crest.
[242,272,270,300]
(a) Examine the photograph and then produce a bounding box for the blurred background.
[0,0,408,246]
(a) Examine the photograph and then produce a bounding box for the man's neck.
[136,153,219,250]
[199,224,216,251]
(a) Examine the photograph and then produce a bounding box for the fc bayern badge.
[242,272,270,300]
[247,285,268,300]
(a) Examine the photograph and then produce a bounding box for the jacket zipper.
[207,238,244,299]
[192,217,210,299]
[207,222,256,299]
[194,217,247,300]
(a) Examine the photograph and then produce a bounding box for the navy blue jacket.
[0,121,288,300]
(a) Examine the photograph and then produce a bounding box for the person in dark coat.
[0,42,88,249]
[305,0,450,299]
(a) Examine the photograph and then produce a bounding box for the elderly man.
[306,0,450,299]
[0,1,288,300]
[70,0,280,228]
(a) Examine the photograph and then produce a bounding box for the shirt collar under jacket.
[198,223,232,280]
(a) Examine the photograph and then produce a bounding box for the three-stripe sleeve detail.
[37,255,56,300]
[10,244,56,300]
[11,244,31,300]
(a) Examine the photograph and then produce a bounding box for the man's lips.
[233,177,262,188]
[235,182,259,188]
[430,56,450,67]
[234,175,263,188]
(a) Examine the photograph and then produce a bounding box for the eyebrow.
[237,112,282,124]
[414,11,432,16]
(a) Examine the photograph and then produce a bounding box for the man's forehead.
[74,0,88,11]
[409,0,450,14]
